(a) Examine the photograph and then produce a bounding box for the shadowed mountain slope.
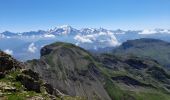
[113,38,170,68]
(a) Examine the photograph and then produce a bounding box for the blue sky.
[0,0,170,32]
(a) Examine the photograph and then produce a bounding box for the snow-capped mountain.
[1,26,170,39]
[47,25,79,35]
[80,28,109,34]
[0,25,170,61]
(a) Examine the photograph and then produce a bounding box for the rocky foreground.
[0,51,85,100]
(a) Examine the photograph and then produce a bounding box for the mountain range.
[0,25,170,61]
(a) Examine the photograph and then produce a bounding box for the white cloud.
[74,35,93,43]
[109,35,120,46]
[75,42,79,46]
[0,34,5,38]
[138,29,157,34]
[94,46,98,50]
[74,31,120,47]
[109,38,120,46]
[138,29,170,34]
[28,43,37,53]
[44,34,55,38]
[4,49,13,55]
[74,33,105,43]
[159,29,170,34]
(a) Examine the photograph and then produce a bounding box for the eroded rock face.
[147,66,170,84]
[111,76,154,88]
[125,59,147,69]
[43,83,64,97]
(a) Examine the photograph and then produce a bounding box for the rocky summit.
[25,42,170,100]
[26,42,111,100]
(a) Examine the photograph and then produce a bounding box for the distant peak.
[53,25,72,30]
[47,25,77,35]
[59,25,72,28]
